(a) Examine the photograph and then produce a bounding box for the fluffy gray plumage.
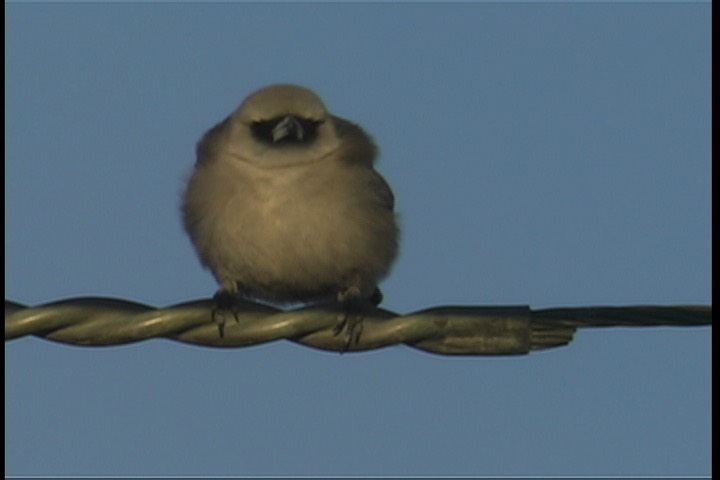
[182,84,399,328]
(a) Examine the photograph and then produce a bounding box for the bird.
[181,84,399,346]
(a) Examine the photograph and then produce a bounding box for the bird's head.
[226,84,343,168]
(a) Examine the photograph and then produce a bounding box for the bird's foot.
[212,289,241,338]
[333,310,365,351]
[332,286,381,351]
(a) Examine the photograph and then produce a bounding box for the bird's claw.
[332,285,380,351]
[212,290,241,338]
[333,311,364,351]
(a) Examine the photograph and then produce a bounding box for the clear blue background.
[5,3,711,477]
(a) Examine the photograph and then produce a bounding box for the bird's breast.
[208,160,394,282]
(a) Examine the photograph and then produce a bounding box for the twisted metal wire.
[5,297,711,355]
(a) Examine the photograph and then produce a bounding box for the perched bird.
[182,84,399,344]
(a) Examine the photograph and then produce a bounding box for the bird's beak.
[271,115,304,142]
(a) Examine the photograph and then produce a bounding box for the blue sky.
[5,2,710,477]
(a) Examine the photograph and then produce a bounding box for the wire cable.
[4,298,711,355]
